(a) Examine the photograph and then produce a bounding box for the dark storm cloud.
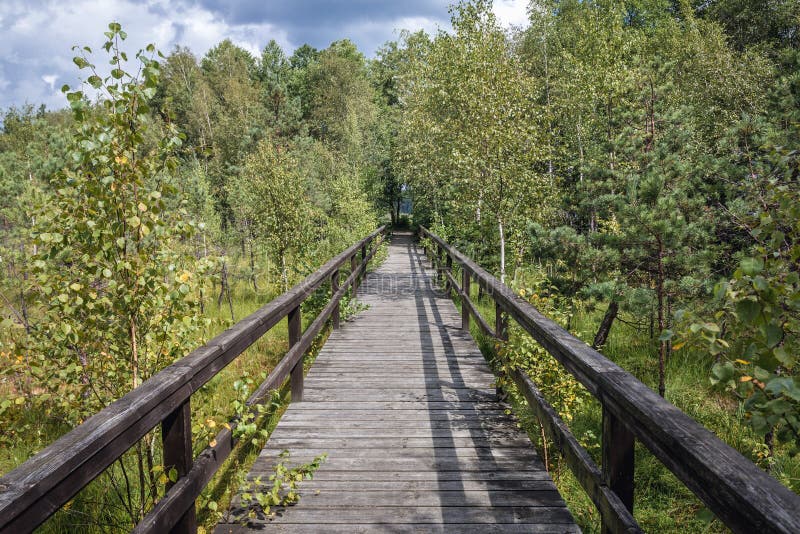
[196,0,450,25]
[193,0,452,52]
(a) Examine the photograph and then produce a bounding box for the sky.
[0,0,529,112]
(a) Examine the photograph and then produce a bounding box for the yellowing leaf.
[740,375,753,382]
[671,341,686,351]
[735,359,750,365]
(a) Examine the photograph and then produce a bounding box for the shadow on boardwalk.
[215,232,578,533]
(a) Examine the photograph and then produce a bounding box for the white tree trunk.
[498,218,506,284]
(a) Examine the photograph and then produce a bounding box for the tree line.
[0,0,798,529]
[390,0,799,460]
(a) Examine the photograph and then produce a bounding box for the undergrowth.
[0,242,386,533]
[453,265,799,533]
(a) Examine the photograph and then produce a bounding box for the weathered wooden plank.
[292,469,556,482]
[216,524,579,534]
[274,419,520,430]
[254,448,545,464]
[246,489,567,507]
[226,506,577,524]
[288,479,560,491]
[262,436,533,449]
[220,232,575,533]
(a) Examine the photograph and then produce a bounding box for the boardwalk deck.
[215,233,578,533]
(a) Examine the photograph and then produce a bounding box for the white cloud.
[493,0,529,28]
[41,74,57,92]
[0,0,294,110]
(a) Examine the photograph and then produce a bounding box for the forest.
[0,0,799,532]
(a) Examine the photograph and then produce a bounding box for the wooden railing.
[419,226,800,534]
[0,226,387,534]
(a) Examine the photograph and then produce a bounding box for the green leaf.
[773,346,792,365]
[735,299,761,324]
[740,257,763,276]
[710,362,734,386]
[764,323,783,348]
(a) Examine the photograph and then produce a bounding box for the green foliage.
[229,139,315,290]
[22,24,204,417]
[686,140,800,455]
[497,284,590,427]
[398,1,552,280]
[0,23,211,526]
[236,450,326,521]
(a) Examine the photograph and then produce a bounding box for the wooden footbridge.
[1,227,800,534]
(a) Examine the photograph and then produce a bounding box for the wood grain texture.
[217,232,576,532]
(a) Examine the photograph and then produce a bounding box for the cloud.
[0,0,296,111]
[0,0,528,112]
[493,0,530,28]
[42,74,57,92]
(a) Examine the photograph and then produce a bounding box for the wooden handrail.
[0,226,387,534]
[419,226,800,534]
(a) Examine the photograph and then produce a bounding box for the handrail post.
[602,406,635,533]
[436,245,443,284]
[462,266,471,331]
[495,302,508,340]
[331,269,340,329]
[361,244,367,286]
[161,399,196,534]
[289,306,303,402]
[445,254,453,295]
[351,254,358,296]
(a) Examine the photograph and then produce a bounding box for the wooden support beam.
[331,269,340,330]
[289,306,303,402]
[462,267,471,331]
[361,244,367,286]
[602,406,635,534]
[161,399,196,534]
[445,255,453,295]
[351,254,358,296]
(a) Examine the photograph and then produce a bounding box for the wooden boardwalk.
[216,232,578,533]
